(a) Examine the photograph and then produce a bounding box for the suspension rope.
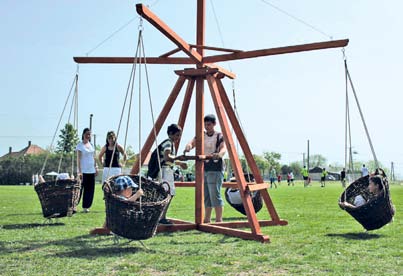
[209,0,233,72]
[343,49,354,180]
[105,26,142,182]
[140,25,164,180]
[344,58,379,168]
[40,72,79,176]
[56,87,78,175]
[85,17,137,56]
[259,0,333,40]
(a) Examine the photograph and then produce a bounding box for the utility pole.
[303,153,306,167]
[307,139,310,172]
[390,162,395,181]
[89,114,93,130]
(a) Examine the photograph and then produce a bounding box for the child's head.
[368,175,383,194]
[113,176,138,198]
[167,124,182,142]
[204,114,216,132]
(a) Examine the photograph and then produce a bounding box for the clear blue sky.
[1,1,402,177]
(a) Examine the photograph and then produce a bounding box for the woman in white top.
[76,128,98,212]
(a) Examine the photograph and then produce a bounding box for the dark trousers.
[80,173,95,209]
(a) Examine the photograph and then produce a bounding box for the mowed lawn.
[0,181,402,276]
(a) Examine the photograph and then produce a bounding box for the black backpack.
[147,139,171,179]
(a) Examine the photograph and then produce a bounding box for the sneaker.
[159,218,173,225]
[83,208,90,213]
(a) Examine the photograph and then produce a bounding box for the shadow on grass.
[326,232,383,240]
[1,222,65,230]
[5,213,42,217]
[154,230,240,245]
[54,245,145,259]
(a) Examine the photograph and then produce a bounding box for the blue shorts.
[204,171,224,208]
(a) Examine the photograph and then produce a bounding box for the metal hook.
[138,16,144,31]
[341,48,347,61]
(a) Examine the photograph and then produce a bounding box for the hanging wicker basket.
[225,188,263,216]
[339,171,395,230]
[224,173,263,216]
[34,179,81,219]
[103,174,171,240]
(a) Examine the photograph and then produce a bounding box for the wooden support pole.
[198,224,269,243]
[196,0,205,59]
[130,76,186,174]
[206,74,262,235]
[215,78,282,222]
[175,79,195,151]
[136,4,202,64]
[159,48,181,58]
[195,77,205,224]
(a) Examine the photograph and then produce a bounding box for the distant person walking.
[361,164,369,177]
[340,168,346,188]
[269,168,277,189]
[320,168,328,187]
[301,166,309,187]
[287,171,294,186]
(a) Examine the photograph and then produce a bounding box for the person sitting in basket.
[112,175,144,202]
[89,176,144,235]
[339,175,383,209]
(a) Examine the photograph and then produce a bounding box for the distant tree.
[280,164,291,175]
[309,154,327,168]
[124,145,137,168]
[249,154,268,178]
[56,123,79,154]
[263,151,281,172]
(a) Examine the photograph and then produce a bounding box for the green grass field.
[0,181,402,275]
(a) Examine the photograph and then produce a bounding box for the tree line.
[0,123,385,184]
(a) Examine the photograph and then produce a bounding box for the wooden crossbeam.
[247,183,269,192]
[189,44,243,53]
[159,48,181,58]
[203,39,349,63]
[175,181,254,188]
[73,56,194,64]
[198,224,270,243]
[210,220,288,228]
[136,4,202,64]
[175,68,219,77]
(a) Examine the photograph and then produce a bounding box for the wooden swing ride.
[74,1,349,242]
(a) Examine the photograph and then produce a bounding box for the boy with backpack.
[148,124,187,224]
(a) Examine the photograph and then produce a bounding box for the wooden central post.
[195,77,205,224]
[196,0,205,60]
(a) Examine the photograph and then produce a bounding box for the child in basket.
[89,176,143,235]
[112,175,144,202]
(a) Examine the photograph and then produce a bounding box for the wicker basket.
[34,179,81,219]
[103,175,171,240]
[225,188,263,216]
[339,172,395,230]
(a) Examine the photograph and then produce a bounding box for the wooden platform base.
[157,218,288,243]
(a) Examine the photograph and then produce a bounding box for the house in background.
[0,141,45,160]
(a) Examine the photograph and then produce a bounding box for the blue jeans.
[204,171,224,208]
